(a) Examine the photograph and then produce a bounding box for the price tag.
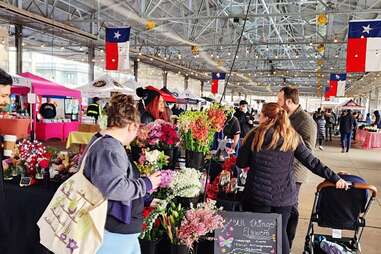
[332,229,342,239]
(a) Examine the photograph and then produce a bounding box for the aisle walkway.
[293,139,381,253]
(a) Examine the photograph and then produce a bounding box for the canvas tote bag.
[37,136,108,254]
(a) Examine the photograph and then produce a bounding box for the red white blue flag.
[346,20,381,72]
[105,27,130,71]
[326,74,346,99]
[211,72,226,94]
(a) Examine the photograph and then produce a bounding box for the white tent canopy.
[172,88,204,104]
[78,75,135,98]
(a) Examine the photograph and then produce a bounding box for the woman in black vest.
[237,103,348,254]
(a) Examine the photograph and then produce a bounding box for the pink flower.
[159,170,176,188]
[177,202,224,249]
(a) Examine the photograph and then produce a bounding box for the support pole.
[184,75,189,90]
[134,59,139,82]
[88,45,95,82]
[200,80,204,97]
[15,24,23,74]
[163,70,168,88]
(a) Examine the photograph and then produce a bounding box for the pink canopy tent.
[10,72,81,141]
[11,72,81,98]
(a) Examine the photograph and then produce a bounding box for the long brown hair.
[145,95,170,121]
[247,102,299,152]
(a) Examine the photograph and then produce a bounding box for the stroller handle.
[317,180,378,198]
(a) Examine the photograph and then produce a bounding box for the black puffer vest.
[240,130,298,207]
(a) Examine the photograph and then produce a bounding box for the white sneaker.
[319,146,324,151]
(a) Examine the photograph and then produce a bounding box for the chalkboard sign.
[214,211,282,254]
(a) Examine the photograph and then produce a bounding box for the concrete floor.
[292,138,381,254]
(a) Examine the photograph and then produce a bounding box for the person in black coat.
[233,100,253,139]
[339,110,354,153]
[237,103,348,254]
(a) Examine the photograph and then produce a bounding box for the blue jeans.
[340,132,352,152]
[97,231,141,254]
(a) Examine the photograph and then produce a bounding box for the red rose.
[39,159,49,169]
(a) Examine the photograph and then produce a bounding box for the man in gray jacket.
[277,87,317,249]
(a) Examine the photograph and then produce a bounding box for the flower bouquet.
[145,120,180,149]
[207,104,227,132]
[17,140,52,182]
[170,168,202,199]
[177,201,224,249]
[137,149,169,175]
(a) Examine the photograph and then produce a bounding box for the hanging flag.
[346,20,381,72]
[105,27,131,71]
[211,72,226,94]
[330,73,347,97]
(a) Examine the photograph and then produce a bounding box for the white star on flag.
[362,24,373,34]
[336,74,340,79]
[114,31,121,39]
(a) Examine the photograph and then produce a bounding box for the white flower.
[145,150,161,164]
[170,168,202,198]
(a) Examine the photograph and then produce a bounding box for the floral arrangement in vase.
[207,104,227,132]
[177,201,224,249]
[178,111,215,154]
[17,140,52,181]
[170,167,202,198]
[136,120,179,149]
[137,149,168,175]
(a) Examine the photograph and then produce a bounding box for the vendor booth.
[338,99,365,111]
[0,74,32,139]
[10,72,81,141]
[78,74,135,98]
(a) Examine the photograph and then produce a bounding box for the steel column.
[163,70,168,88]
[134,59,139,82]
[15,24,23,74]
[88,45,95,82]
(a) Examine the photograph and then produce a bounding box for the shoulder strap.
[78,135,104,173]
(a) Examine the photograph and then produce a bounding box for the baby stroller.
[304,174,377,254]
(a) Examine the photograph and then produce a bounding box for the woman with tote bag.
[38,94,161,254]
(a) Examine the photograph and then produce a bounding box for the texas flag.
[330,73,347,97]
[211,72,226,94]
[105,27,131,71]
[346,20,381,72]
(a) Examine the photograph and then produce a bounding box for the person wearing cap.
[234,100,253,140]
[86,97,102,122]
[136,87,170,124]
[0,68,12,252]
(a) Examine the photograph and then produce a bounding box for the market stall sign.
[214,211,281,254]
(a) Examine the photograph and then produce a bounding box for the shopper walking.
[277,86,317,249]
[339,110,354,153]
[352,112,358,141]
[324,112,335,141]
[316,113,326,150]
[83,94,161,254]
[237,103,348,254]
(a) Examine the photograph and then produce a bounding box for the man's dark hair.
[280,87,299,105]
[239,100,248,106]
[0,68,13,86]
[93,97,100,103]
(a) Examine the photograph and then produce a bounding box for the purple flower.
[159,170,176,188]
[66,238,78,254]
[59,233,67,242]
